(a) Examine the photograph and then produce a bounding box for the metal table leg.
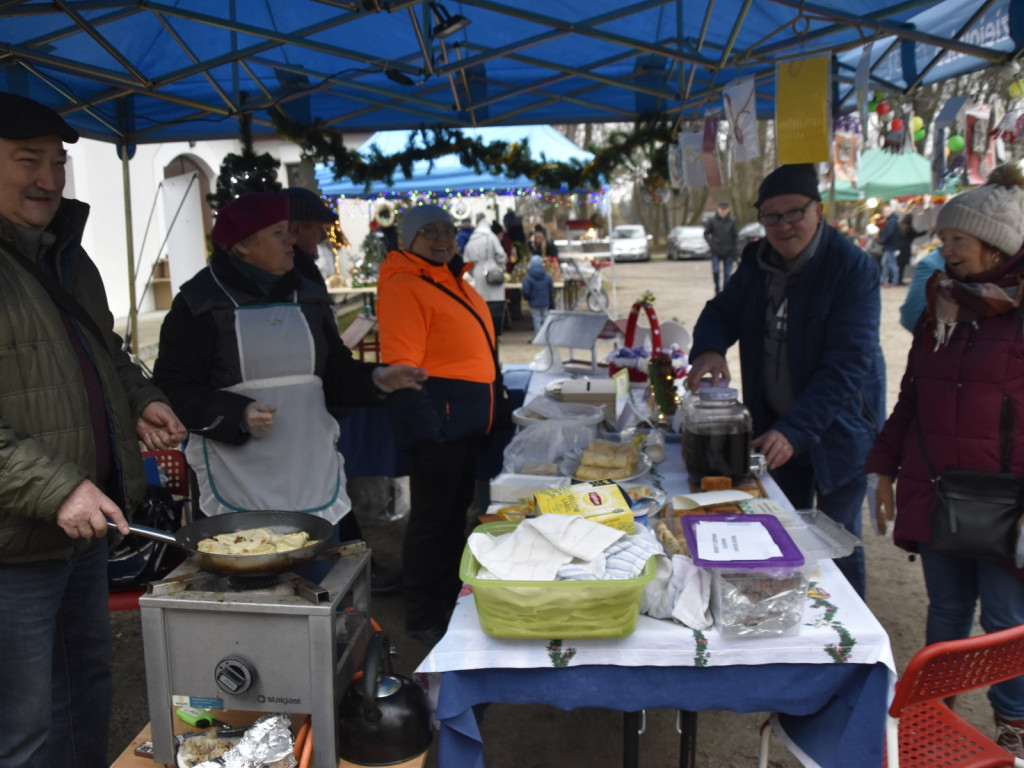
[623,710,644,768]
[677,710,697,768]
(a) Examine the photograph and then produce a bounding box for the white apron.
[186,296,352,523]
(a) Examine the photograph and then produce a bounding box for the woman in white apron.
[152,193,425,580]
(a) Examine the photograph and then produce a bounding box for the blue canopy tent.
[1,1,1018,144]
[316,125,596,198]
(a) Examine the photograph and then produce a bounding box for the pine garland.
[209,110,283,210]
[270,108,676,194]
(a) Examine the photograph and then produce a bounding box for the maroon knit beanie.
[211,193,290,249]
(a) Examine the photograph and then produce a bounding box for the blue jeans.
[711,252,733,293]
[0,538,112,768]
[918,544,1024,718]
[769,458,867,598]
[530,307,549,334]
[881,248,900,285]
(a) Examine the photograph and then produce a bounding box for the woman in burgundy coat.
[865,163,1024,755]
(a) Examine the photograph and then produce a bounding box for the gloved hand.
[242,402,277,438]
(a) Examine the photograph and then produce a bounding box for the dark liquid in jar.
[684,430,751,481]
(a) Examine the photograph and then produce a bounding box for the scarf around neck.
[925,257,1024,350]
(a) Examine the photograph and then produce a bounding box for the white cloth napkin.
[468,515,624,581]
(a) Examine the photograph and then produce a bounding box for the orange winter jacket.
[377,249,498,447]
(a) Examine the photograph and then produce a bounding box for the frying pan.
[107,510,335,576]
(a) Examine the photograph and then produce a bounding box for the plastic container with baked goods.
[460,520,657,639]
[680,514,807,638]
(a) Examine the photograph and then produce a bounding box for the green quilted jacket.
[0,200,167,562]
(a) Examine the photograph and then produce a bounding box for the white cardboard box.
[560,374,627,421]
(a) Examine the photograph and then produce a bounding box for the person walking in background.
[703,201,738,294]
[376,204,500,647]
[879,203,901,286]
[464,212,509,336]
[687,164,885,598]
[0,91,187,768]
[456,216,474,254]
[284,186,339,287]
[897,202,927,285]
[521,254,555,333]
[865,164,1024,756]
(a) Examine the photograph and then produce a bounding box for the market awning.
[1,1,1018,145]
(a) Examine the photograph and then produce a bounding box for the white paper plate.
[559,449,653,484]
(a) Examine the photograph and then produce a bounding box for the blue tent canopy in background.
[316,126,597,198]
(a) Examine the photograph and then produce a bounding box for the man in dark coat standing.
[688,165,885,598]
[703,201,738,294]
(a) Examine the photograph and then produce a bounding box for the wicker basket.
[608,301,663,383]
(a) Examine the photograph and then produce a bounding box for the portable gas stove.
[139,546,371,767]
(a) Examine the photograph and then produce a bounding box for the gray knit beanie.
[937,165,1024,257]
[400,204,453,250]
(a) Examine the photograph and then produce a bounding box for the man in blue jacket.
[687,164,885,597]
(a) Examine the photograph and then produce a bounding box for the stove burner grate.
[227,573,283,591]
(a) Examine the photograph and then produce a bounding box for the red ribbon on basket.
[608,301,662,383]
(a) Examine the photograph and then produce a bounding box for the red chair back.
[141,449,189,497]
[889,623,1024,717]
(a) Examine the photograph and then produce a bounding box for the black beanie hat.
[755,164,821,208]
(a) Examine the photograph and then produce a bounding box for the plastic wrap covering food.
[712,570,808,638]
[194,714,296,768]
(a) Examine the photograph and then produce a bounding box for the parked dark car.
[666,226,710,260]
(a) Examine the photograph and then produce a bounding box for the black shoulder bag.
[418,275,513,430]
[914,389,1022,563]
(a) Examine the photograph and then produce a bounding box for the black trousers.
[402,434,482,632]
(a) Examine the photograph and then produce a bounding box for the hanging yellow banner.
[775,55,830,164]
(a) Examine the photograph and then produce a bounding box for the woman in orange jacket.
[377,204,499,646]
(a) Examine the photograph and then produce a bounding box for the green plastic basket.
[460,520,657,639]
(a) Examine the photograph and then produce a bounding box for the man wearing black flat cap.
[0,91,187,767]
[687,163,885,598]
[283,186,341,287]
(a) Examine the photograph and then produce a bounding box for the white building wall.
[65,136,305,321]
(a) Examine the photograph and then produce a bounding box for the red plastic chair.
[758,624,1024,768]
[141,449,190,497]
[885,624,1024,767]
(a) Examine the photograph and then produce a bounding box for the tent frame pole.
[121,144,139,357]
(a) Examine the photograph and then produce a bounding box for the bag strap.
[913,379,1013,478]
[417,273,500,378]
[8,247,109,347]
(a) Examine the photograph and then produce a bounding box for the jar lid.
[699,386,739,401]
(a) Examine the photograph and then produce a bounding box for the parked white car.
[666,226,711,260]
[610,225,652,262]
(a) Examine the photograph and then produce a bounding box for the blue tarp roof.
[1,1,1019,145]
[315,125,596,197]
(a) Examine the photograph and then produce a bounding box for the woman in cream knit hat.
[865,163,1024,755]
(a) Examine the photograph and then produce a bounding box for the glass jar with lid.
[683,386,752,483]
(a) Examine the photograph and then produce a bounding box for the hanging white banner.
[723,78,759,163]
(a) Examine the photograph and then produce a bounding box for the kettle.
[337,632,433,766]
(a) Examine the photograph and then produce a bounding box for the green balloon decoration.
[947,134,965,153]
[868,99,880,113]
[914,128,926,143]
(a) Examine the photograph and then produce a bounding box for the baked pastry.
[700,476,733,491]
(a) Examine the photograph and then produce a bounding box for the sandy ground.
[108,254,995,767]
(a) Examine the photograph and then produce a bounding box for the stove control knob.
[215,657,255,695]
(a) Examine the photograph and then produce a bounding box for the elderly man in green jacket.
[0,91,186,768]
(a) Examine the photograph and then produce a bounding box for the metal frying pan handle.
[106,519,178,545]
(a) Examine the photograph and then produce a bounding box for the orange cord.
[343,606,382,632]
[293,715,311,760]
[299,725,314,768]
